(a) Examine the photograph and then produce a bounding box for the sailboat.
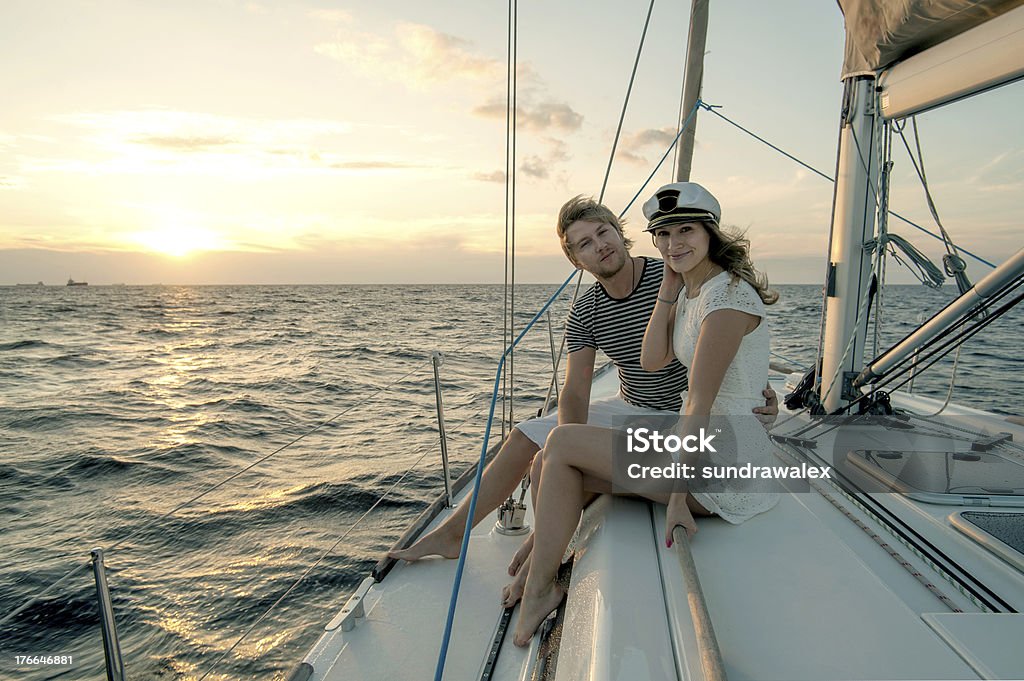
[296,2,1024,680]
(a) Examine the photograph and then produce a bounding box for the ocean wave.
[0,339,50,351]
[44,353,111,368]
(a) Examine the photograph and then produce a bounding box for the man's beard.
[594,251,627,278]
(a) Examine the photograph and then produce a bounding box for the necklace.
[687,263,721,298]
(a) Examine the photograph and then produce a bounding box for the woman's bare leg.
[513,424,626,645]
[512,423,715,644]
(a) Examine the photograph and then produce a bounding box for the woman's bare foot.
[500,554,530,608]
[512,581,565,646]
[507,532,534,576]
[387,526,462,561]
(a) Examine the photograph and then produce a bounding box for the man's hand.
[752,387,779,428]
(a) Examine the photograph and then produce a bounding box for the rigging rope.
[539,102,702,419]
[898,118,973,294]
[838,280,1024,416]
[434,271,579,681]
[868,233,945,288]
[501,0,518,439]
[539,0,665,454]
[925,345,964,417]
[700,103,996,270]
[599,0,656,201]
[438,5,665,677]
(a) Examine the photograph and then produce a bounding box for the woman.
[513,182,778,646]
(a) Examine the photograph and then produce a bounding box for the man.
[390,192,777,565]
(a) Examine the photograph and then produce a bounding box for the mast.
[675,0,709,182]
[821,2,1024,412]
[820,76,879,412]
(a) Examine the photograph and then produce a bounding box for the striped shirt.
[566,256,689,411]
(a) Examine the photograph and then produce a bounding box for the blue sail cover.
[839,0,1024,78]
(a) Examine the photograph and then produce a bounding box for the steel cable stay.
[845,286,1024,415]
[811,117,886,411]
[501,0,518,441]
[897,117,974,294]
[538,98,704,423]
[196,400,500,681]
[0,334,485,630]
[517,0,670,534]
[3,363,503,675]
[435,4,727,676]
[854,272,1022,397]
[538,0,663,421]
[433,270,581,681]
[780,275,1024,442]
[699,102,997,270]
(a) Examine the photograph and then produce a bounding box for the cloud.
[542,137,570,163]
[314,22,503,88]
[473,100,583,132]
[54,110,350,145]
[617,126,678,165]
[36,110,360,176]
[132,135,239,152]
[520,156,548,179]
[472,170,506,183]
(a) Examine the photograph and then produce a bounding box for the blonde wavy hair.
[556,195,633,267]
[701,220,778,305]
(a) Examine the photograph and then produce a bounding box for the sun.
[135,226,223,257]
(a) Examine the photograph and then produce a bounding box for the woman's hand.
[660,261,683,301]
[665,493,697,547]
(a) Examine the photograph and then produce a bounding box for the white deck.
[300,371,1024,680]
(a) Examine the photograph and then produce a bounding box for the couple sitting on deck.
[389,182,780,645]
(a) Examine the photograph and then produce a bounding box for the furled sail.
[839,0,1024,78]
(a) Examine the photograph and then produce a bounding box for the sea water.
[1,283,1020,680]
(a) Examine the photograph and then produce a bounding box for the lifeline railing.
[1,334,507,681]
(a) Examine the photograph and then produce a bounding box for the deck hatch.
[950,510,1024,571]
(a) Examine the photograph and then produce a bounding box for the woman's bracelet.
[657,294,678,305]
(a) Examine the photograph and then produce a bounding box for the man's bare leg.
[389,428,539,561]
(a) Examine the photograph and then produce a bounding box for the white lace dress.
[672,271,779,523]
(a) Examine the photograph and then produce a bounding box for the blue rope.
[701,103,997,270]
[433,268,579,681]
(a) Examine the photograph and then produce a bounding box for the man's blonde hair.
[556,195,633,266]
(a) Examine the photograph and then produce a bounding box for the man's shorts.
[515,393,678,448]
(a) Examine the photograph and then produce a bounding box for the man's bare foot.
[501,555,530,607]
[387,527,461,561]
[507,532,534,576]
[512,581,565,646]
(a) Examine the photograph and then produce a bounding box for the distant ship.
[66,278,88,286]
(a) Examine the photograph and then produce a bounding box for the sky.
[0,0,1020,285]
